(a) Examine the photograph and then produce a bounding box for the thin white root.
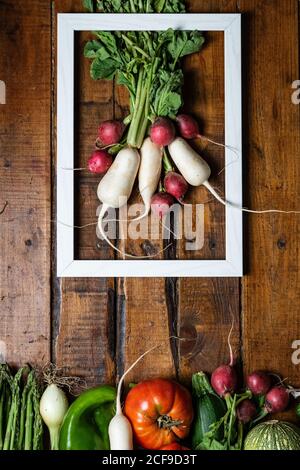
[200,136,240,175]
[42,363,86,395]
[98,205,172,259]
[115,335,197,414]
[58,220,98,229]
[60,167,87,171]
[116,344,161,414]
[227,315,235,367]
[204,181,300,214]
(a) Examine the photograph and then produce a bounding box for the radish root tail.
[98,205,172,259]
[204,181,300,214]
[227,316,235,367]
[116,344,160,414]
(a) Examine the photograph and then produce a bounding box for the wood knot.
[277,238,286,250]
[179,324,197,356]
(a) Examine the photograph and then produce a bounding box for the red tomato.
[124,378,193,450]
[160,443,190,451]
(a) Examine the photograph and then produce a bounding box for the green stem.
[227,393,237,448]
[5,386,11,434]
[163,150,174,173]
[24,390,33,450]
[3,398,14,450]
[132,57,159,148]
[121,34,150,59]
[251,408,268,426]
[32,380,43,451]
[0,383,4,450]
[18,371,34,450]
[127,75,148,147]
[135,114,150,149]
[237,421,244,450]
[225,394,232,410]
[235,391,252,407]
[127,67,144,145]
[129,0,136,12]
[50,427,60,451]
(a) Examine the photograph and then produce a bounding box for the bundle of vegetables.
[189,363,300,451]
[0,364,43,450]
[84,1,204,150]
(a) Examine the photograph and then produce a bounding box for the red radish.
[237,399,257,424]
[211,365,237,397]
[151,192,175,218]
[247,371,272,396]
[150,117,176,147]
[164,172,188,201]
[88,149,113,174]
[265,386,289,413]
[176,114,229,151]
[176,114,200,140]
[98,120,125,146]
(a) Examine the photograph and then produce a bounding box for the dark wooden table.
[1,1,300,421]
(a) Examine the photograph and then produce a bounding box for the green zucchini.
[244,420,300,450]
[191,372,227,449]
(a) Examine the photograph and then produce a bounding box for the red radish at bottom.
[164,171,188,201]
[151,192,175,218]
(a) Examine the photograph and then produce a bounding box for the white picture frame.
[57,13,242,278]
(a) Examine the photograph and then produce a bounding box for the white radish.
[97,147,140,257]
[168,138,300,214]
[97,147,170,258]
[136,137,162,221]
[168,137,211,186]
[97,147,140,209]
[108,345,159,450]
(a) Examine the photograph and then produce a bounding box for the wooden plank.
[53,2,115,386]
[240,0,300,395]
[178,0,241,384]
[0,0,51,367]
[116,277,177,383]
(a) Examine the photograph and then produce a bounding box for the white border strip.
[57,14,243,277]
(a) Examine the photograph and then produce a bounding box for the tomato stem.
[157,415,183,429]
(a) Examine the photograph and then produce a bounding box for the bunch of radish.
[67,112,300,256]
[211,363,297,424]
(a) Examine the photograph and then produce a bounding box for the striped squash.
[244,420,300,450]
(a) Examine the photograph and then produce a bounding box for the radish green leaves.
[83,0,204,147]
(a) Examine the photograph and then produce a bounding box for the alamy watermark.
[96,201,205,251]
[0,340,7,363]
[291,340,300,365]
[0,80,5,104]
[291,80,300,105]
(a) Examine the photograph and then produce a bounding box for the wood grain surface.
[0,0,51,366]
[0,0,299,423]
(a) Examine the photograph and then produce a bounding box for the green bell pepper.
[59,385,116,450]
